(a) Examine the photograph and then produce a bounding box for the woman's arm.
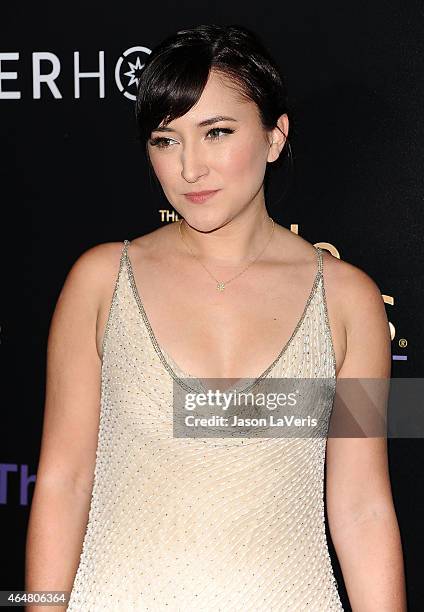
[326,263,407,611]
[25,243,120,611]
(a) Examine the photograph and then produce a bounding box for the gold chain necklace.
[178,216,275,291]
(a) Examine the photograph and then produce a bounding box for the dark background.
[1,1,423,609]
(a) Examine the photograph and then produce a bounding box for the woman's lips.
[183,189,220,203]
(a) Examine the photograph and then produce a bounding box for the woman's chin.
[178,213,231,234]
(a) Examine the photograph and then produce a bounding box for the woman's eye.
[148,137,175,149]
[149,127,234,149]
[206,127,234,140]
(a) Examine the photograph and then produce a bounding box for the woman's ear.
[267,113,289,162]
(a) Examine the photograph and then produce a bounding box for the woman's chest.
[98,260,344,380]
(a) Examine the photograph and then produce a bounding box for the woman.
[26,24,406,611]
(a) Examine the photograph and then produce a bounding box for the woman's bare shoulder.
[319,248,388,332]
[52,242,129,339]
[64,241,127,295]
[71,225,173,300]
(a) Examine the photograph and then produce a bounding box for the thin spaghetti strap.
[316,246,323,277]
[101,239,131,361]
[316,246,337,376]
[122,239,131,258]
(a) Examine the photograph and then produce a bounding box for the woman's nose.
[180,142,209,182]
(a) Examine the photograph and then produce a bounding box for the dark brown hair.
[135,24,293,193]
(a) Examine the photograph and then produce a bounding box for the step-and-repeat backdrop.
[2,2,423,609]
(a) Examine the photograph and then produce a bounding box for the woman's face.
[147,70,288,231]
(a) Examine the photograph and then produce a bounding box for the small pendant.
[216,281,226,291]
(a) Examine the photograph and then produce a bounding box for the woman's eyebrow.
[152,115,238,133]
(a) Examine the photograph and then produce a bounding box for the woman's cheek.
[228,142,264,181]
[218,141,255,175]
[151,156,176,185]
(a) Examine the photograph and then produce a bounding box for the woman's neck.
[177,207,274,267]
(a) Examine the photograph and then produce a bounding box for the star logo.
[115,46,152,100]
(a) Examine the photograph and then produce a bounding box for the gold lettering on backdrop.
[159,209,179,223]
[314,242,341,259]
[382,295,395,341]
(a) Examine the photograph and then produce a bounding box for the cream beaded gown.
[66,239,344,611]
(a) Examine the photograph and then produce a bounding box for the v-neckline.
[124,240,323,394]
